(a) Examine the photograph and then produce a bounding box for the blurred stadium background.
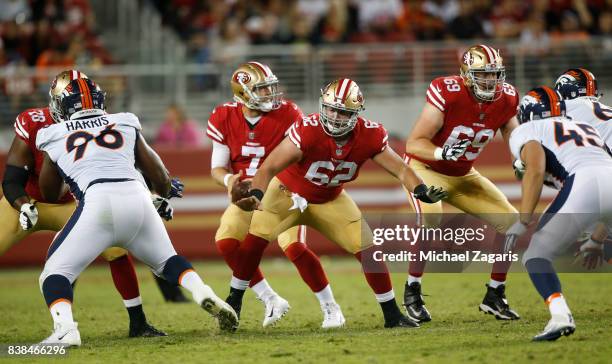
[0,0,611,265]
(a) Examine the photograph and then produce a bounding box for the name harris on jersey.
[64,115,110,131]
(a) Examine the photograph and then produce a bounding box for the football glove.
[412,184,447,203]
[575,238,604,270]
[513,159,525,180]
[19,202,38,231]
[152,195,174,221]
[435,139,471,161]
[168,177,184,199]
[504,220,528,253]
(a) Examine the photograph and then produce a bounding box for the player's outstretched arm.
[235,137,302,211]
[405,103,445,160]
[518,141,546,224]
[372,147,447,203]
[500,116,519,149]
[2,137,34,210]
[135,133,171,198]
[39,153,64,203]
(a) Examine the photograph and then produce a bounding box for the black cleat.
[479,284,520,320]
[225,288,244,320]
[153,274,189,303]
[129,321,167,338]
[385,314,420,328]
[403,282,431,323]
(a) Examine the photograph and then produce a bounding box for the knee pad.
[162,255,194,285]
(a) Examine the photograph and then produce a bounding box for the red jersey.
[407,75,519,176]
[13,107,72,203]
[206,100,303,179]
[278,113,388,204]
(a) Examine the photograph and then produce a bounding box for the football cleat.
[321,302,346,329]
[479,284,520,320]
[40,322,81,347]
[129,321,167,338]
[200,290,239,332]
[533,314,576,342]
[262,295,291,328]
[225,290,243,320]
[403,282,432,323]
[384,314,420,329]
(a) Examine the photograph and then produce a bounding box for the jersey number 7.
[66,124,124,161]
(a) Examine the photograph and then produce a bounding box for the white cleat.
[40,322,81,347]
[262,295,291,328]
[198,286,239,332]
[533,314,576,342]
[321,302,346,329]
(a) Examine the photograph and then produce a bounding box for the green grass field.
[0,258,610,363]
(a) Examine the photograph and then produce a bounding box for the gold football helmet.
[319,78,365,137]
[230,61,282,112]
[460,45,505,101]
[49,70,89,122]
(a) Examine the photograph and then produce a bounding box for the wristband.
[433,147,444,161]
[223,173,232,187]
[249,189,264,201]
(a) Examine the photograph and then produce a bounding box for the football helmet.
[518,86,565,124]
[231,61,282,112]
[49,70,89,122]
[460,45,506,102]
[319,78,365,137]
[554,68,600,100]
[59,78,106,121]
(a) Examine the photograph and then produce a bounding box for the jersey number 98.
[66,124,123,161]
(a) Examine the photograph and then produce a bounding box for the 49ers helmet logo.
[234,71,251,85]
[463,51,473,66]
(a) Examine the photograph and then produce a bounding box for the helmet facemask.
[319,101,360,137]
[464,69,505,102]
[238,78,283,112]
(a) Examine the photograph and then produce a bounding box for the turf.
[0,258,610,363]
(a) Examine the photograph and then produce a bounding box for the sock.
[379,297,403,323]
[284,242,329,293]
[488,279,505,289]
[216,238,265,287]
[108,255,141,303]
[251,278,277,301]
[235,233,269,281]
[546,293,571,317]
[355,250,393,295]
[407,275,422,285]
[314,285,336,305]
[178,269,210,304]
[49,300,75,326]
[491,233,511,282]
[525,258,562,300]
[127,304,146,324]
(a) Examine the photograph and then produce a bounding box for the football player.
[403,44,521,322]
[505,86,612,341]
[229,78,447,328]
[35,78,237,346]
[0,70,167,337]
[207,62,343,328]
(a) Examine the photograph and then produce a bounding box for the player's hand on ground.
[503,220,528,253]
[168,177,184,198]
[152,195,174,221]
[438,139,470,161]
[574,238,604,270]
[512,159,525,180]
[235,196,261,211]
[19,202,38,230]
[413,184,447,203]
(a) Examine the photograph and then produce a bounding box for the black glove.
[168,177,184,199]
[413,184,447,203]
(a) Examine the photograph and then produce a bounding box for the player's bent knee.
[162,255,194,285]
[40,274,73,306]
[521,241,556,266]
[284,242,306,260]
[100,247,129,261]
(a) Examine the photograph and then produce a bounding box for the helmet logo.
[51,78,58,91]
[234,72,251,85]
[463,51,473,66]
[356,91,363,103]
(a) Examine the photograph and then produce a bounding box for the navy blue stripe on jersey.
[87,178,134,190]
[542,146,569,184]
[536,174,575,232]
[57,165,83,201]
[46,200,84,259]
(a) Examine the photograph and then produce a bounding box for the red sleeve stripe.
[207,122,224,140]
[289,124,302,142]
[426,90,445,111]
[429,84,445,105]
[382,134,388,144]
[288,127,301,149]
[14,118,29,139]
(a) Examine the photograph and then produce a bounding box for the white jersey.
[509,117,612,189]
[565,97,612,147]
[36,112,145,200]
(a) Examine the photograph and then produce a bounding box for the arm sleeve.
[286,120,303,150]
[425,78,447,113]
[211,141,231,169]
[206,107,226,144]
[14,115,30,142]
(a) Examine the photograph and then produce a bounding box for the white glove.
[152,195,174,221]
[575,238,604,270]
[434,139,471,161]
[513,159,525,180]
[19,203,38,231]
[504,220,528,253]
[289,193,308,213]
